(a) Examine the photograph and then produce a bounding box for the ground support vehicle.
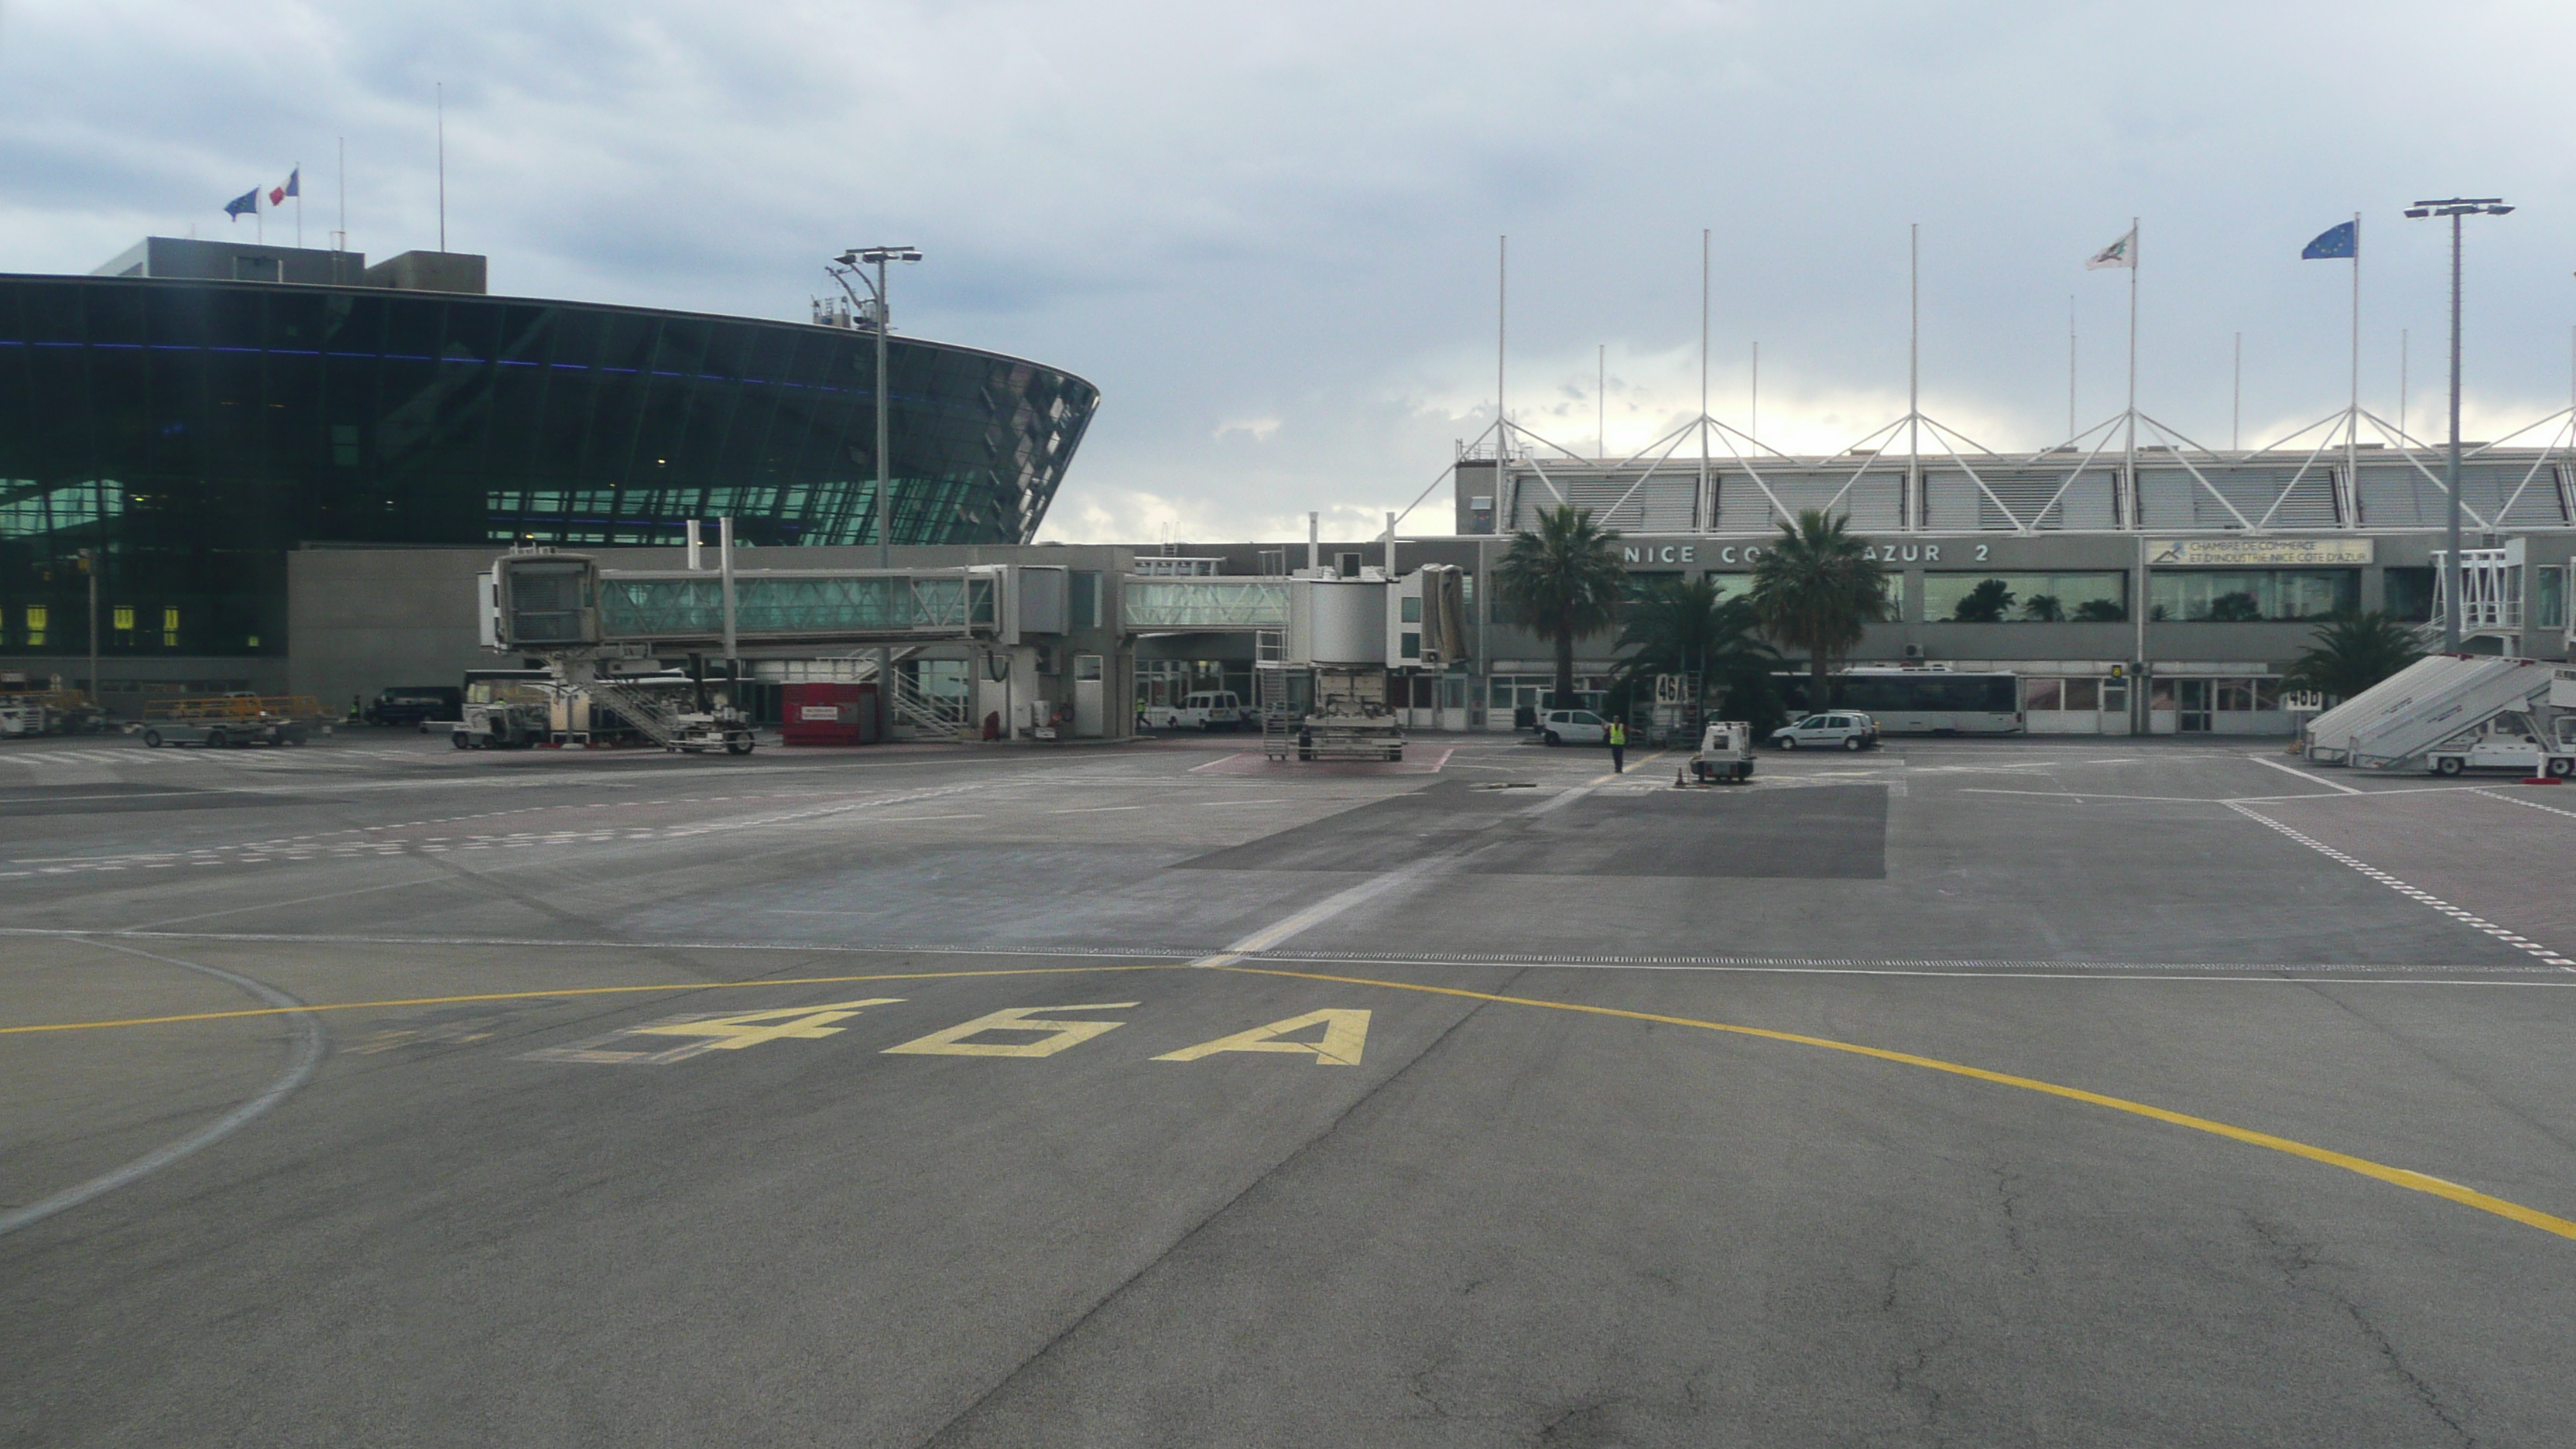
[1260,666,1403,762]
[139,696,319,749]
[2422,707,2576,778]
[454,671,556,748]
[0,676,105,735]
[1771,711,1881,751]
[365,686,464,729]
[1680,721,1757,785]
[1138,690,1252,731]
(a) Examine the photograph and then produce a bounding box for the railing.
[582,678,684,748]
[892,668,968,740]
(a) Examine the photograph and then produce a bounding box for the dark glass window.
[0,276,1098,660]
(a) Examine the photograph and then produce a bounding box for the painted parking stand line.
[2223,801,2576,969]
[1208,962,2576,1245]
[0,939,326,1238]
[2475,786,2576,821]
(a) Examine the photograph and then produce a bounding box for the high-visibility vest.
[1608,722,1626,745]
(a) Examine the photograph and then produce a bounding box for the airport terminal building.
[9,236,2571,738]
[0,237,1099,704]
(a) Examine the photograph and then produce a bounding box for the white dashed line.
[2225,802,2575,970]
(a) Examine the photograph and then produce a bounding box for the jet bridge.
[487,552,1065,655]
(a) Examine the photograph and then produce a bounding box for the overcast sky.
[7,1,2576,542]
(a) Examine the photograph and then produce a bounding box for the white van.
[1536,708,1611,745]
[1139,690,1252,731]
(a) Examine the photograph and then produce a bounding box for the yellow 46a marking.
[1153,1009,1371,1065]
[882,1003,1140,1058]
[629,999,906,1050]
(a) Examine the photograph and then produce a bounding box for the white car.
[1771,711,1880,752]
[1536,708,1611,746]
[1138,690,1252,731]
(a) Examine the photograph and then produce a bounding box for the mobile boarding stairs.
[2301,654,2576,776]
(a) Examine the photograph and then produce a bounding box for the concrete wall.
[289,546,516,715]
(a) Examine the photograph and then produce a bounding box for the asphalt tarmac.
[2,728,2572,1447]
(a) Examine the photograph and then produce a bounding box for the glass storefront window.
[1923,572,2126,623]
[2149,570,2358,622]
[2383,567,2434,622]
[2019,677,2114,711]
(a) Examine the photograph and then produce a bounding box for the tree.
[2021,594,2064,622]
[1612,577,1787,733]
[2072,598,2126,623]
[1748,509,1891,708]
[2208,591,2265,622]
[1951,577,2015,622]
[1495,504,1626,709]
[2285,611,2424,701]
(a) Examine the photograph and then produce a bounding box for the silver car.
[1770,711,1879,752]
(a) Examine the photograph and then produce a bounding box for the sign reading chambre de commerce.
[2146,538,2375,567]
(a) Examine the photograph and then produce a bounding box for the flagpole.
[1750,340,1759,444]
[2345,211,2360,527]
[2125,217,2139,529]
[294,163,303,249]
[2232,332,2242,453]
[1495,235,1506,457]
[1699,227,1710,529]
[1907,222,1920,532]
[437,81,447,253]
[2067,296,2077,443]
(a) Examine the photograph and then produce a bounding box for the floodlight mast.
[2403,200,2510,653]
[831,245,923,740]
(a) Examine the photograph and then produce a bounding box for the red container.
[780,682,879,746]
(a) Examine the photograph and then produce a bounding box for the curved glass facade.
[0,275,1098,659]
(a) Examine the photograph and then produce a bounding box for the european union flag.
[2302,221,2357,259]
[223,188,258,221]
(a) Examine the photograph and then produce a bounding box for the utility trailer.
[139,696,320,749]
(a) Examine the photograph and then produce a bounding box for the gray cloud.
[5,1,2574,540]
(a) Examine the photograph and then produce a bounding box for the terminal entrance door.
[1073,655,1104,736]
[2177,679,2214,733]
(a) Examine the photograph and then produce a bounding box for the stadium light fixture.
[830,245,926,739]
[2404,198,2509,652]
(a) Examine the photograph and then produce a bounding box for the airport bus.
[1778,668,2023,735]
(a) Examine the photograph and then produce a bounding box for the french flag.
[268,168,299,208]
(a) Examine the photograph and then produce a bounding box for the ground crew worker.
[1608,718,1626,773]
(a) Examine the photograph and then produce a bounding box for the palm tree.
[1495,504,1626,709]
[1748,509,1890,709]
[1612,578,1786,732]
[2285,611,2424,702]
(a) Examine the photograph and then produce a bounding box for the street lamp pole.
[834,245,922,742]
[80,547,98,712]
[2405,198,2510,653]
